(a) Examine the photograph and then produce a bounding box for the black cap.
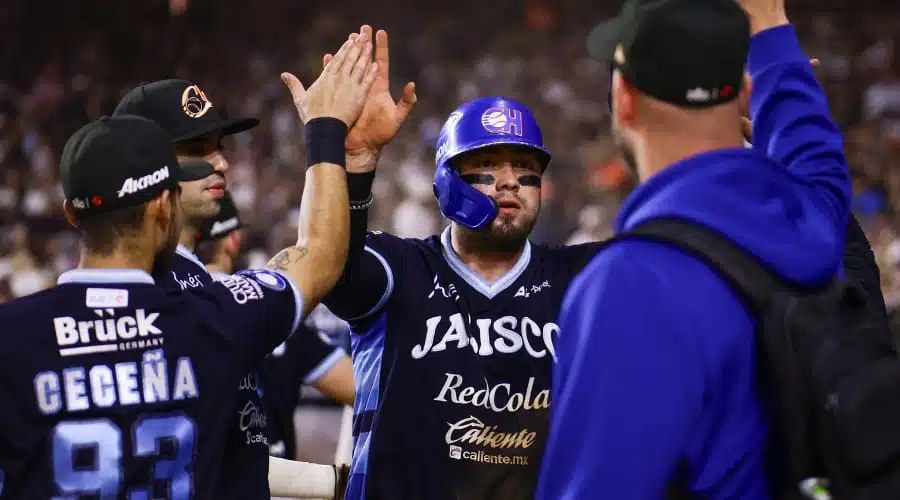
[113,79,259,142]
[197,190,242,241]
[588,0,750,108]
[60,115,183,215]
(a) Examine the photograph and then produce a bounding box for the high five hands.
[281,32,378,129]
[325,26,417,160]
[283,25,417,173]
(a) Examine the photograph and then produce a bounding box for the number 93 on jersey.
[51,413,195,499]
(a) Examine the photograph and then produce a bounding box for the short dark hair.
[76,203,149,256]
[76,186,181,255]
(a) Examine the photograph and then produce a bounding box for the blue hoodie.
[535,25,850,500]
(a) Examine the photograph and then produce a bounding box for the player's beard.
[182,197,219,228]
[466,201,538,254]
[488,215,535,253]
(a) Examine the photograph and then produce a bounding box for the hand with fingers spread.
[323,25,417,157]
[280,32,378,128]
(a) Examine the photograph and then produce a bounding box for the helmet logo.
[480,107,523,136]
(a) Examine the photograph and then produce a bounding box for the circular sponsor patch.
[250,269,287,291]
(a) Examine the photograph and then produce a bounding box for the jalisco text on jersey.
[33,349,199,414]
[434,373,549,413]
[413,313,560,360]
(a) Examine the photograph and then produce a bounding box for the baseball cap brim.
[173,116,260,143]
[586,18,620,60]
[179,159,217,181]
[587,18,620,111]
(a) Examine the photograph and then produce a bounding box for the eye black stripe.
[460,174,495,185]
[518,175,541,187]
[459,173,542,187]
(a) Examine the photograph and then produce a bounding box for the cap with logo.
[587,0,750,108]
[197,190,242,241]
[60,114,216,216]
[113,79,259,143]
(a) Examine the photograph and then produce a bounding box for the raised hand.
[324,25,417,155]
[280,33,378,127]
[735,0,789,34]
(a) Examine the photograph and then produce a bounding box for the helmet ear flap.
[432,162,498,230]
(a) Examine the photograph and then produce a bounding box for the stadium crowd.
[1,0,899,318]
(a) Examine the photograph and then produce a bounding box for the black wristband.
[350,194,374,211]
[348,171,375,203]
[305,117,348,168]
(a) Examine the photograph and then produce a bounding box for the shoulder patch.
[240,269,288,291]
[219,273,264,304]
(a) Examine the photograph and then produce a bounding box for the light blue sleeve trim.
[266,269,305,333]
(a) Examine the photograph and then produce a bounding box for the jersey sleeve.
[324,231,407,323]
[257,325,345,450]
[200,268,304,373]
[265,324,346,387]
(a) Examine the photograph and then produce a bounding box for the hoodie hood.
[617,147,843,285]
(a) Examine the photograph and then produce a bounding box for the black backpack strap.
[620,217,783,314]
[621,217,820,495]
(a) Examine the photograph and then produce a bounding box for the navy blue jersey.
[0,267,302,499]
[161,246,271,499]
[261,323,346,460]
[166,245,213,291]
[326,228,601,500]
[214,270,347,460]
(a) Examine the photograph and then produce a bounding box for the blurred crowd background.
[1,0,899,460]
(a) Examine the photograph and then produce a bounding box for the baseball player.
[0,46,363,496]
[290,26,604,500]
[196,190,355,460]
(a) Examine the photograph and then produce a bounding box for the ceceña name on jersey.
[33,349,198,415]
[53,308,163,357]
[413,313,560,361]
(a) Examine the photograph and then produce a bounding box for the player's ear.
[611,70,636,127]
[149,190,173,230]
[738,73,752,116]
[62,200,79,228]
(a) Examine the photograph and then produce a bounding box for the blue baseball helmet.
[433,96,551,230]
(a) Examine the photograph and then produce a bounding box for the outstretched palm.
[325,26,417,153]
